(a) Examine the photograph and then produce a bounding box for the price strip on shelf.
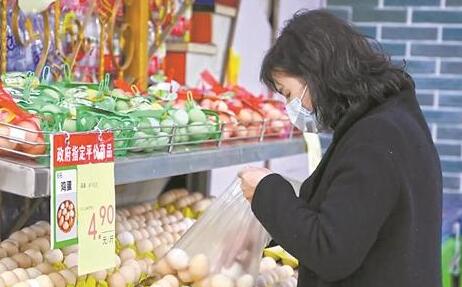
[50,131,116,275]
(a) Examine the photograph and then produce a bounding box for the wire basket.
[0,118,302,163]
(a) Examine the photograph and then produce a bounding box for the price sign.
[50,132,116,275]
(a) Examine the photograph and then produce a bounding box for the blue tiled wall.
[327,0,462,192]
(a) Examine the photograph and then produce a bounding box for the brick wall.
[326,0,462,193]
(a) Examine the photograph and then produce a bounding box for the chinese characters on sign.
[50,132,116,275]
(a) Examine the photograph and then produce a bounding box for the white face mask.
[286,84,318,133]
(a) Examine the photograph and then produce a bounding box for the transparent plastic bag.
[150,179,271,287]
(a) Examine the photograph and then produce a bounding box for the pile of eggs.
[0,189,298,287]
[257,257,297,287]
[150,248,255,287]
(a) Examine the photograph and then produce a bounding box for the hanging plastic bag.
[147,179,270,287]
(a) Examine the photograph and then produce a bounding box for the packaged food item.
[146,179,270,287]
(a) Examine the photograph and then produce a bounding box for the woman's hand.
[238,167,273,201]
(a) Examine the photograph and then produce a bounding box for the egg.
[1,257,19,270]
[114,255,122,268]
[0,126,18,150]
[117,232,135,246]
[64,253,78,268]
[153,259,175,276]
[160,217,170,226]
[147,227,158,237]
[31,238,50,253]
[12,268,29,281]
[136,259,148,274]
[26,267,42,279]
[9,231,29,246]
[160,233,175,245]
[260,257,277,273]
[35,263,53,275]
[211,274,234,287]
[1,240,19,256]
[0,271,20,286]
[29,226,45,238]
[61,245,78,256]
[136,239,154,254]
[45,273,64,287]
[36,275,53,287]
[24,249,43,265]
[119,248,136,262]
[44,249,63,264]
[24,137,46,155]
[90,269,107,281]
[221,262,244,280]
[26,279,41,287]
[189,254,209,281]
[69,266,78,276]
[140,229,150,239]
[129,220,140,230]
[164,225,174,233]
[150,238,162,248]
[132,230,143,241]
[192,199,212,213]
[0,248,7,259]
[122,221,132,231]
[0,262,8,273]
[193,276,212,287]
[154,225,164,234]
[166,248,189,270]
[281,265,295,277]
[154,244,170,258]
[35,221,50,232]
[108,272,126,287]
[159,208,168,216]
[11,282,29,287]
[0,278,5,287]
[58,270,76,285]
[115,222,125,233]
[12,253,33,268]
[163,274,180,287]
[236,274,254,287]
[178,270,193,284]
[120,265,138,283]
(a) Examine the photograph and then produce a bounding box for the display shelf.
[0,138,306,198]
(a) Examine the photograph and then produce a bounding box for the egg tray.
[0,119,302,163]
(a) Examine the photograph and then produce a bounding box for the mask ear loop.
[299,84,308,102]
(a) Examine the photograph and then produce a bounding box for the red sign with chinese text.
[52,132,114,167]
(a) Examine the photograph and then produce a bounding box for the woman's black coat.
[252,87,443,287]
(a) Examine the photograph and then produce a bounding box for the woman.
[239,10,442,287]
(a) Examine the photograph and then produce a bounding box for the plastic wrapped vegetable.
[147,179,270,287]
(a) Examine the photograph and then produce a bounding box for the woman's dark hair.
[261,9,414,130]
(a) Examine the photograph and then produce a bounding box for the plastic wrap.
[149,179,270,287]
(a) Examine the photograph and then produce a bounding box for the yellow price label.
[78,162,116,275]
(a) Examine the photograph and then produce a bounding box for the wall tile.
[382,27,438,40]
[443,28,462,41]
[385,0,439,5]
[414,77,462,90]
[353,7,407,22]
[437,143,461,157]
[411,44,462,57]
[441,62,462,74]
[413,11,462,23]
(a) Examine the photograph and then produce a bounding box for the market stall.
[0,1,309,286]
